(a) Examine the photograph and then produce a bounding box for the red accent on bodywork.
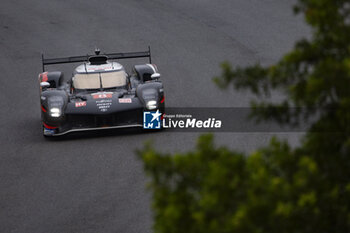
[41,105,47,112]
[160,96,165,103]
[41,72,48,82]
[92,93,113,99]
[43,123,58,129]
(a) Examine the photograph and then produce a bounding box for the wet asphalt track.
[0,0,309,232]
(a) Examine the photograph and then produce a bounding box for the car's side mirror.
[40,81,50,88]
[151,73,161,79]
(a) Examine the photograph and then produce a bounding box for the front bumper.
[43,109,143,136]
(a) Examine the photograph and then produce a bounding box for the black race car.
[38,47,164,136]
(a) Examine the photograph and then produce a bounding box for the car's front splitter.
[43,123,143,136]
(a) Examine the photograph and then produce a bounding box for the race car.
[38,47,165,136]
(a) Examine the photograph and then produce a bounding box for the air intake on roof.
[88,55,108,65]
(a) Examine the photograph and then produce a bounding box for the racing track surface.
[0,1,309,232]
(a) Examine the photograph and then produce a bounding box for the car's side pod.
[38,71,64,88]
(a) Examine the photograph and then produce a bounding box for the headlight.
[50,107,61,117]
[146,100,157,110]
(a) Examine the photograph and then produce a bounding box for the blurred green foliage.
[138,0,350,232]
[138,133,350,233]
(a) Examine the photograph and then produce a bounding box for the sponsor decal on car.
[118,98,132,103]
[75,101,86,107]
[96,99,112,112]
[87,65,113,71]
[91,92,113,99]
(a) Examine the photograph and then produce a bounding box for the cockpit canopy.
[73,70,127,89]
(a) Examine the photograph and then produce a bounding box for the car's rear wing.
[41,46,152,72]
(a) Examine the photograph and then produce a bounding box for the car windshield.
[73,70,127,89]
